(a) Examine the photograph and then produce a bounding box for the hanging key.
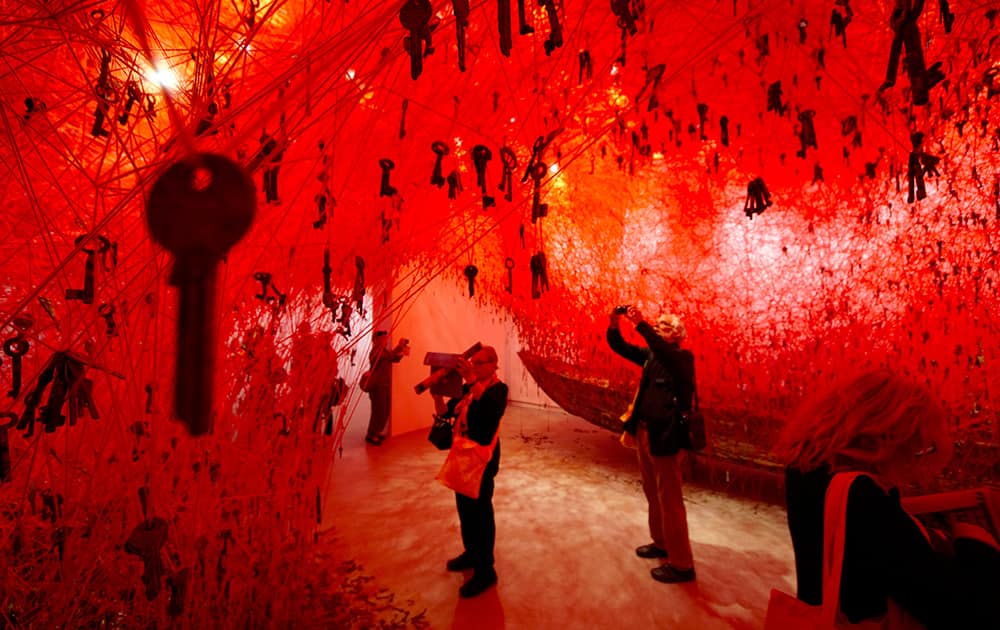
[145,383,156,414]
[65,235,97,304]
[378,158,398,197]
[399,98,408,139]
[504,257,515,293]
[530,251,549,298]
[431,141,449,187]
[463,264,479,297]
[611,0,639,35]
[529,161,549,223]
[578,50,593,85]
[498,146,517,202]
[452,0,470,72]
[517,0,534,35]
[322,248,335,311]
[400,0,433,80]
[335,298,352,338]
[3,336,29,399]
[125,517,169,600]
[253,271,273,301]
[118,81,141,126]
[353,256,366,314]
[447,170,463,199]
[146,153,256,436]
[539,0,563,55]
[0,412,16,482]
[5,313,32,399]
[521,134,548,184]
[312,193,327,229]
[498,0,513,57]
[472,145,496,208]
[97,303,118,336]
[91,48,115,138]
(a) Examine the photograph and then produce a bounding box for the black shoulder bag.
[428,414,454,450]
[681,381,707,452]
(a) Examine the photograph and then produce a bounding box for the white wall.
[388,269,557,436]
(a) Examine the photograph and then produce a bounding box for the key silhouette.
[471,145,495,208]
[125,517,169,600]
[65,235,96,304]
[452,0,470,72]
[3,337,28,399]
[497,0,513,56]
[431,141,449,187]
[400,0,432,80]
[464,264,478,297]
[146,154,256,436]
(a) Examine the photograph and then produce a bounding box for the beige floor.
[322,402,796,629]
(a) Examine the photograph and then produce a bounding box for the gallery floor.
[322,402,795,629]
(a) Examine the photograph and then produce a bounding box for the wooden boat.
[518,350,787,502]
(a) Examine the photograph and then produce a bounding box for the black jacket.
[606,321,694,455]
[784,467,996,629]
[444,381,508,475]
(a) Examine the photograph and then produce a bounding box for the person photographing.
[606,306,697,583]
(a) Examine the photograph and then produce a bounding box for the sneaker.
[635,544,668,559]
[446,553,474,572]
[459,569,497,598]
[650,564,696,583]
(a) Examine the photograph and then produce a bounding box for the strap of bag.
[821,471,865,627]
[455,386,502,452]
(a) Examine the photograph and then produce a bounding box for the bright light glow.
[610,64,619,76]
[145,63,179,92]
[346,68,356,80]
[509,117,516,123]
[549,163,559,173]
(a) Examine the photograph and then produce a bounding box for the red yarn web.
[1,0,998,624]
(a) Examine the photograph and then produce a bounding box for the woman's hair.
[775,369,952,474]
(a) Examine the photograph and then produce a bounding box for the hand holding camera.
[610,305,643,325]
[395,338,411,356]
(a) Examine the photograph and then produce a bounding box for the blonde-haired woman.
[776,369,998,628]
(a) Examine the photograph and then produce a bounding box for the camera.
[613,305,630,315]
[414,342,483,397]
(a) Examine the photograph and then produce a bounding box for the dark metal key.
[400,0,432,80]
[3,336,28,399]
[146,153,256,436]
[464,264,478,297]
[452,0,470,72]
[498,0,512,57]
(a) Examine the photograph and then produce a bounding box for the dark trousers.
[455,468,496,572]
[366,387,390,438]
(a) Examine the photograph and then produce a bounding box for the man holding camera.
[607,306,697,583]
[432,345,508,598]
